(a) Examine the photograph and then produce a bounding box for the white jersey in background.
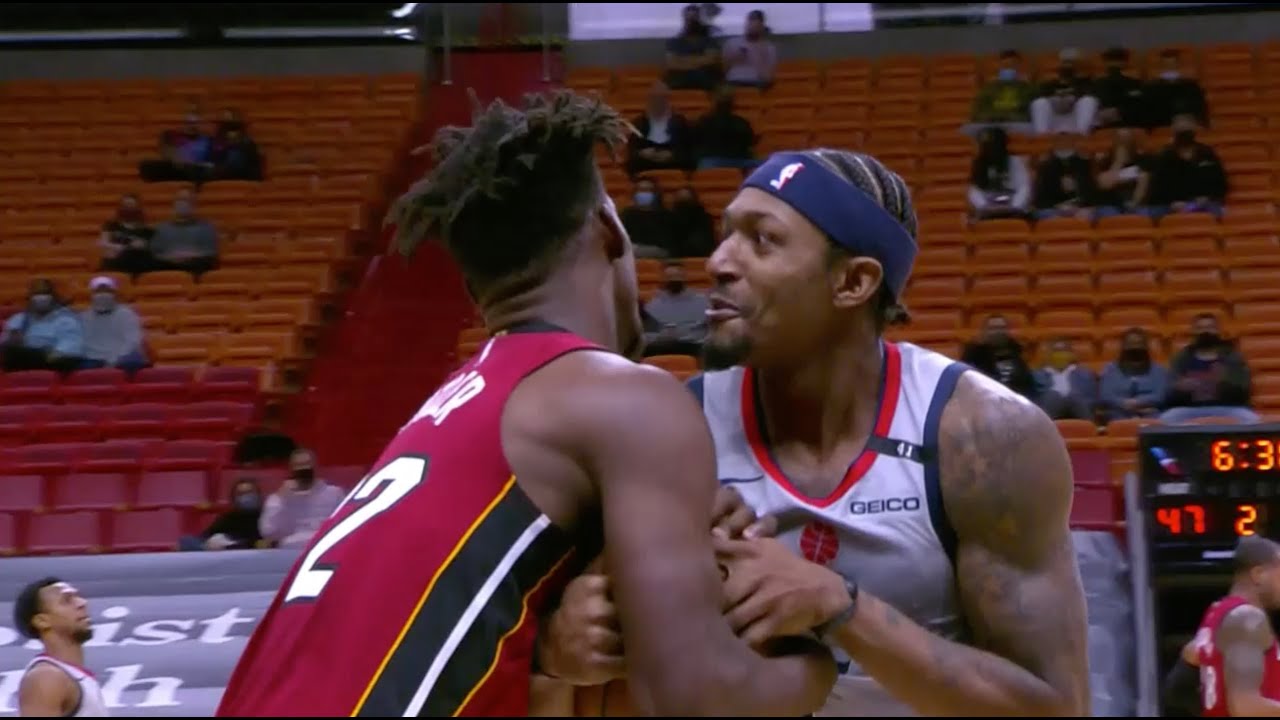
[693,341,970,717]
[21,654,109,717]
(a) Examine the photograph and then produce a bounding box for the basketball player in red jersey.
[1168,536,1280,716]
[215,90,836,718]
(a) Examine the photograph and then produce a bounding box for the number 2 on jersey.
[1201,664,1218,709]
[284,456,429,603]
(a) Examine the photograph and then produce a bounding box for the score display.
[1140,424,1280,568]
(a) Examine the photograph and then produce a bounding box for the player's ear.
[829,254,883,311]
[31,611,50,635]
[596,203,628,263]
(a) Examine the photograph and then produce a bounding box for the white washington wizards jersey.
[22,654,109,717]
[691,341,970,717]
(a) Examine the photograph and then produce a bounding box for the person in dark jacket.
[627,81,695,176]
[1162,314,1259,424]
[179,478,265,551]
[1148,114,1228,219]
[1091,47,1146,129]
[1032,132,1099,220]
[961,314,1037,399]
[693,85,757,170]
[1097,327,1169,422]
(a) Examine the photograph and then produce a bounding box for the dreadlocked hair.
[800,148,917,332]
[386,89,633,296]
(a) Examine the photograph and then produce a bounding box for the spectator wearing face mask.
[1145,48,1208,128]
[1034,337,1097,421]
[693,85,758,171]
[259,448,345,549]
[620,177,677,258]
[627,81,695,176]
[1091,47,1146,129]
[138,109,214,183]
[1032,132,1099,221]
[1098,327,1169,422]
[643,261,710,358]
[1163,313,1258,424]
[210,127,263,182]
[1148,114,1228,219]
[99,193,155,276]
[150,191,220,275]
[961,314,1037,399]
[967,126,1031,219]
[80,277,148,373]
[665,4,722,91]
[0,279,84,373]
[1030,48,1099,136]
[721,10,776,89]
[968,49,1036,132]
[179,479,265,551]
[667,186,717,258]
[1093,128,1152,218]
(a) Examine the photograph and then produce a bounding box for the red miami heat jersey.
[217,326,599,718]
[1195,595,1280,716]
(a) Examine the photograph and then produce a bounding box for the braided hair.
[798,148,916,331]
[386,89,633,298]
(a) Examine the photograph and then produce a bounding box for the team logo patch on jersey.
[799,520,839,566]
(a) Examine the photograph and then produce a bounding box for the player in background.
[216,90,834,717]
[13,577,108,717]
[540,148,1091,716]
[1168,536,1280,716]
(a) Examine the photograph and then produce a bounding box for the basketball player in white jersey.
[13,577,108,717]
[538,148,1091,716]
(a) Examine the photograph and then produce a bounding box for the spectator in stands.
[98,193,155,276]
[969,49,1035,131]
[179,478,264,552]
[1032,132,1098,220]
[79,277,148,372]
[1030,48,1098,135]
[1148,113,1228,219]
[1163,313,1259,424]
[138,110,214,183]
[1092,47,1146,130]
[1145,48,1208,128]
[0,279,84,373]
[1093,128,1152,218]
[150,192,220,275]
[961,314,1037,399]
[210,127,264,182]
[668,186,717,257]
[1098,327,1169,422]
[214,107,246,138]
[721,10,776,89]
[259,448,345,549]
[967,126,1031,219]
[621,177,677,258]
[693,85,757,170]
[643,261,710,358]
[627,81,694,176]
[664,4,722,91]
[1034,337,1097,420]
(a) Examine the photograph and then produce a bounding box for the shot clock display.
[1139,424,1280,568]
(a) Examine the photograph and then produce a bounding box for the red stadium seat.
[175,402,253,441]
[126,367,196,404]
[104,403,173,440]
[136,471,210,510]
[195,367,260,404]
[110,509,181,552]
[11,443,89,476]
[36,405,105,443]
[59,368,127,405]
[1070,486,1123,531]
[0,404,47,447]
[0,371,59,404]
[144,440,226,473]
[0,513,16,555]
[320,465,367,490]
[27,511,101,555]
[0,475,45,513]
[74,440,153,474]
[52,473,131,512]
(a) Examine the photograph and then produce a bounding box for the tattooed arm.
[1218,604,1280,716]
[828,372,1090,716]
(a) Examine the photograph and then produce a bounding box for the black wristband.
[812,578,859,642]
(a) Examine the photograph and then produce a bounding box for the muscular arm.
[18,664,78,717]
[830,374,1090,716]
[573,360,834,716]
[1219,605,1280,716]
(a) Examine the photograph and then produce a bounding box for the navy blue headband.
[741,152,917,298]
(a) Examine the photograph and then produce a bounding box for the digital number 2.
[284,456,429,603]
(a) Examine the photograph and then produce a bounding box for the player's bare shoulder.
[937,370,1074,553]
[1219,603,1275,649]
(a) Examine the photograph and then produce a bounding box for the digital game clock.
[1138,423,1280,569]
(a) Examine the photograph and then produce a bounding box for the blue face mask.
[634,191,655,207]
[998,68,1017,82]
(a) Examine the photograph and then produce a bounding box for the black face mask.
[1175,130,1196,146]
[1120,348,1149,364]
[292,468,316,486]
[665,281,686,293]
[1195,332,1221,349]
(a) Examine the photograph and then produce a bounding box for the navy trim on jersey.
[923,361,967,567]
[686,374,704,405]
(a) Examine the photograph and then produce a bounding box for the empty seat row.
[0,401,253,444]
[0,439,235,477]
[0,367,259,404]
[0,508,204,555]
